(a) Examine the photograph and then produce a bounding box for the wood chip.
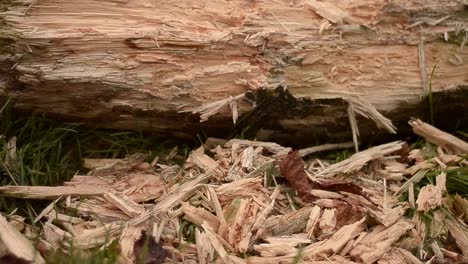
[83,158,121,170]
[225,139,289,155]
[103,191,146,218]
[349,220,414,264]
[306,205,321,239]
[416,184,443,212]
[378,247,423,264]
[195,228,214,264]
[4,133,463,263]
[119,225,144,262]
[0,186,107,199]
[201,222,233,264]
[316,141,405,178]
[187,147,222,177]
[34,196,62,223]
[409,119,468,154]
[303,217,366,257]
[0,214,45,263]
[319,208,337,235]
[262,207,312,237]
[182,202,220,232]
[445,218,468,257]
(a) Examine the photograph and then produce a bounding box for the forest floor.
[0,99,467,264]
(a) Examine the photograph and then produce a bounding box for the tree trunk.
[1,0,467,145]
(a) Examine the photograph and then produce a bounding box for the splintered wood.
[409,119,468,154]
[0,214,45,263]
[2,125,468,263]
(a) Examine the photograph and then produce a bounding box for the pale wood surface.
[1,0,467,142]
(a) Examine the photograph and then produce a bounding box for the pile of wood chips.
[0,119,467,264]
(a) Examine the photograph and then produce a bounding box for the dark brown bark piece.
[280,150,319,203]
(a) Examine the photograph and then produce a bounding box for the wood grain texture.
[1,0,467,144]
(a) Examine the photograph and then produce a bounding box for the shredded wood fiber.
[1,122,467,263]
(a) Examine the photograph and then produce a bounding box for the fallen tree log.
[1,0,467,145]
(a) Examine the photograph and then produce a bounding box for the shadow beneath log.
[4,87,467,148]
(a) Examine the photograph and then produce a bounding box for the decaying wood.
[1,0,467,145]
[0,214,45,263]
[409,119,468,154]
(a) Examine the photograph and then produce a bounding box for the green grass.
[179,219,197,245]
[401,166,468,256]
[265,163,280,187]
[326,149,353,163]
[400,165,468,205]
[0,117,81,186]
[401,151,468,253]
[437,167,468,196]
[457,130,468,140]
[410,139,438,159]
[0,98,182,261]
[46,240,120,264]
[0,98,176,217]
[292,246,304,264]
[1,95,466,262]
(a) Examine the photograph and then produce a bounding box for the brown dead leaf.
[280,151,366,206]
[280,151,318,202]
[396,142,410,163]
